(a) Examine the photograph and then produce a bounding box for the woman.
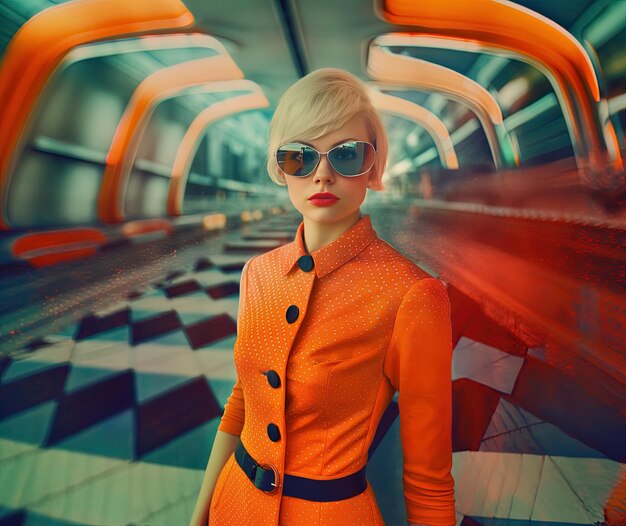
[190,68,456,526]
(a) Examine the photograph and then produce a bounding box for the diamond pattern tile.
[0,365,69,420]
[74,308,130,340]
[183,313,237,349]
[452,336,525,394]
[480,398,607,458]
[509,356,626,461]
[130,311,182,346]
[193,257,215,272]
[46,370,135,446]
[205,281,239,300]
[135,376,221,458]
[162,279,202,299]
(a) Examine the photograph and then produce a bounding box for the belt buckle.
[257,462,280,495]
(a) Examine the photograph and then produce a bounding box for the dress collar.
[281,214,378,279]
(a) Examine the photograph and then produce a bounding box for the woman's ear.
[279,169,288,185]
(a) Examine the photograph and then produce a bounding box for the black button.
[266,370,281,388]
[286,305,299,323]
[297,255,314,272]
[267,423,281,442]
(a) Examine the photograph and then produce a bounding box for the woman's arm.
[188,429,241,526]
[383,277,456,526]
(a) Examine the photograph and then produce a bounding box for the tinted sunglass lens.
[328,142,375,176]
[276,144,319,176]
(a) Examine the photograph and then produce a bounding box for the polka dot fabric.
[210,214,456,525]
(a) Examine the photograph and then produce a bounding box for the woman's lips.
[308,196,339,207]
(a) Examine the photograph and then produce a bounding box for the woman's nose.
[313,155,335,182]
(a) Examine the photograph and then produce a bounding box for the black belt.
[234,441,367,502]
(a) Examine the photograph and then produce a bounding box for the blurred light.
[413,148,439,168]
[504,94,558,131]
[608,93,626,115]
[599,96,624,169]
[202,213,227,231]
[426,93,448,115]
[121,219,173,239]
[450,119,481,145]
[388,158,414,176]
[584,2,626,48]
[474,56,509,87]
[509,131,521,166]
[602,120,623,170]
[498,77,530,112]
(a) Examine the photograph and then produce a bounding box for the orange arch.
[375,0,621,174]
[168,82,269,216]
[367,44,506,168]
[99,56,244,224]
[0,0,194,230]
[368,87,459,169]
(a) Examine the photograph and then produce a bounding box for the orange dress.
[209,214,456,525]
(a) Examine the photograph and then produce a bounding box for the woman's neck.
[302,210,363,254]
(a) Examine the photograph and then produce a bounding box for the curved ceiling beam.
[367,44,506,169]
[63,33,228,67]
[0,0,194,230]
[99,56,244,224]
[168,82,269,216]
[374,33,604,175]
[367,87,459,169]
[377,0,598,99]
[375,0,622,177]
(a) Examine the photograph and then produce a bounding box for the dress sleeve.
[383,277,456,526]
[217,257,253,436]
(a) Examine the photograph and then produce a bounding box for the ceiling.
[1,0,618,173]
[183,0,599,108]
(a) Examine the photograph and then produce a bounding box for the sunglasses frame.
[274,140,377,178]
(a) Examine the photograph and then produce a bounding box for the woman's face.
[279,114,373,226]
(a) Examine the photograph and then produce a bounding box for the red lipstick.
[308,192,339,207]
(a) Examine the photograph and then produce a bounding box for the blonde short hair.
[266,68,388,191]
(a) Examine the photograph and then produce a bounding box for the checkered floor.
[0,216,299,526]
[0,212,623,525]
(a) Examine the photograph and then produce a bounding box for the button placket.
[265,257,313,456]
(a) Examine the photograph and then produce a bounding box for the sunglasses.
[275,140,376,177]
